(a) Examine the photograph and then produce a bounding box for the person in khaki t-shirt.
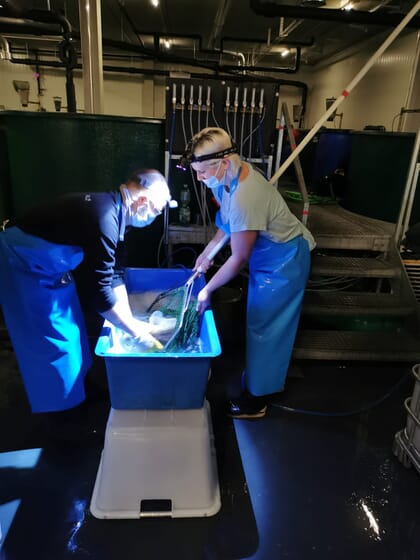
[182,127,315,419]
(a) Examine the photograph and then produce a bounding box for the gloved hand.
[131,319,163,350]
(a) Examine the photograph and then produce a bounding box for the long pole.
[269,0,420,185]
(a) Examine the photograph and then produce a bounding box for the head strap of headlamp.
[176,140,238,171]
[191,144,238,163]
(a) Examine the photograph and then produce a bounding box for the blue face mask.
[202,161,224,189]
[129,208,156,228]
[121,186,157,228]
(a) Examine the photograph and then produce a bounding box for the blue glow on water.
[0,448,42,469]
[66,499,87,553]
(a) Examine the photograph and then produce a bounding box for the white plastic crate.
[393,364,420,474]
[90,402,221,519]
[406,364,420,448]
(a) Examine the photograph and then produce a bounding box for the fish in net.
[147,284,200,352]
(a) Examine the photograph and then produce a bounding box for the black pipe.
[219,63,298,74]
[220,45,301,74]
[222,35,314,48]
[9,55,307,87]
[91,35,301,74]
[9,55,306,85]
[0,17,61,35]
[23,9,72,35]
[83,35,224,73]
[250,0,420,28]
[95,31,301,72]
[9,54,308,119]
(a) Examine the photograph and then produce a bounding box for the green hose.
[284,191,338,205]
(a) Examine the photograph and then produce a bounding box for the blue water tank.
[311,131,351,194]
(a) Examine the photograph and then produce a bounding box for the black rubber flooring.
[0,323,419,559]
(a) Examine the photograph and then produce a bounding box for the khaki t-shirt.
[216,163,316,250]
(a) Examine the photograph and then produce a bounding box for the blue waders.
[0,227,92,413]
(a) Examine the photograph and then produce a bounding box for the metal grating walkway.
[293,330,420,361]
[403,259,420,303]
[284,197,395,251]
[302,291,413,316]
[311,255,401,278]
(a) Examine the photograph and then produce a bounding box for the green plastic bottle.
[179,184,191,225]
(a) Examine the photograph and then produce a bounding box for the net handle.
[186,233,230,287]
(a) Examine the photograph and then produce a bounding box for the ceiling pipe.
[76,34,297,74]
[8,52,307,88]
[219,63,299,74]
[96,35,236,73]
[1,18,303,74]
[220,49,246,67]
[220,45,301,73]
[250,0,420,28]
[8,49,308,117]
[9,47,300,77]
[138,30,313,50]
[102,34,300,73]
[22,9,72,35]
[0,17,61,35]
[96,28,304,69]
[0,35,12,60]
[221,35,314,48]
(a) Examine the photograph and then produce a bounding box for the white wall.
[0,56,167,117]
[295,31,420,133]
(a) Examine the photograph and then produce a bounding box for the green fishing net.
[147,287,200,352]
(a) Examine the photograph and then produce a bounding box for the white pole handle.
[203,233,230,265]
[187,234,230,284]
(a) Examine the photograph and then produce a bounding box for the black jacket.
[14,191,126,312]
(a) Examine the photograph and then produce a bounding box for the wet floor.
[0,317,419,559]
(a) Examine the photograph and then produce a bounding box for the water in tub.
[107,291,200,354]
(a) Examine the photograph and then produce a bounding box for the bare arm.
[196,230,257,313]
[100,284,163,350]
[193,228,228,273]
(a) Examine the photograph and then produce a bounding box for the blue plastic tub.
[95,268,221,410]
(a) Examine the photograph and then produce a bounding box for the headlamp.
[176,140,238,171]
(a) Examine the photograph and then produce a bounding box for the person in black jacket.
[0,169,172,413]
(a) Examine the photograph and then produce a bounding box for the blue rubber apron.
[0,227,92,413]
[215,170,310,396]
[245,234,310,396]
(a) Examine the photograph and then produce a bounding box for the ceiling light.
[150,0,159,7]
